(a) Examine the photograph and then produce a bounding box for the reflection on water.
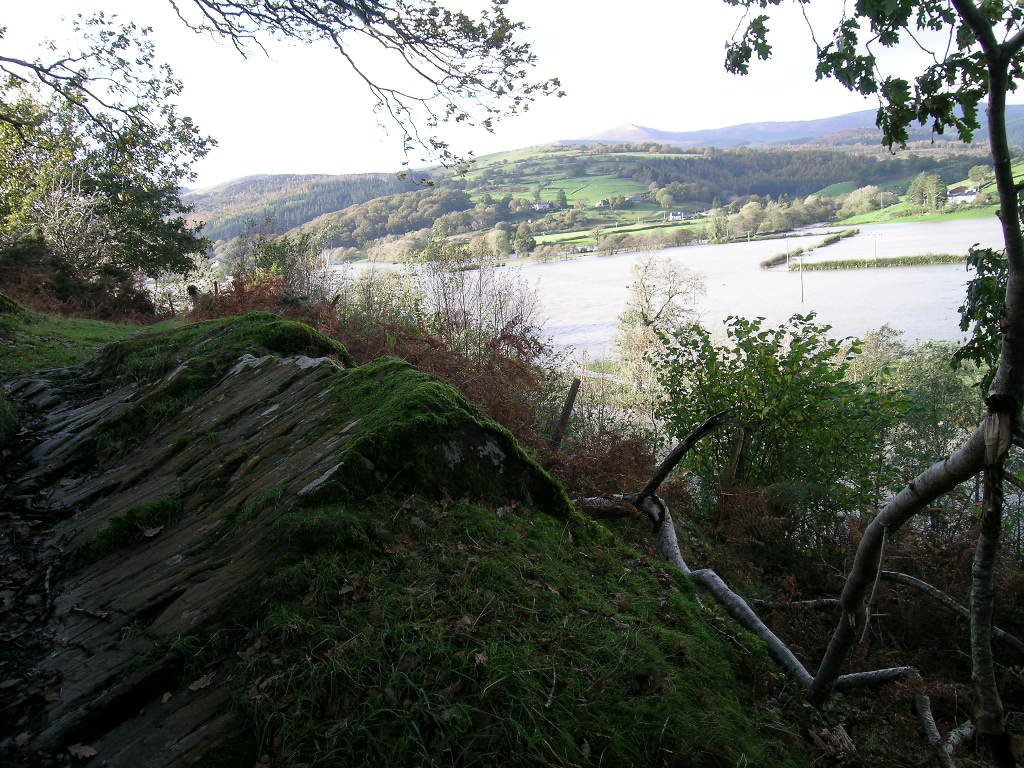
[510,218,1004,354]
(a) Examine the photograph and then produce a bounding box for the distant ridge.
[566,106,1024,148]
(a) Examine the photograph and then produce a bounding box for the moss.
[315,357,573,517]
[0,290,26,316]
[88,313,353,459]
[92,311,353,388]
[70,497,185,568]
[221,497,806,768]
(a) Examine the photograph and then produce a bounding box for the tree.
[0,18,213,290]
[655,314,901,546]
[513,222,535,255]
[726,1,1024,760]
[615,256,704,441]
[555,188,568,210]
[837,185,882,219]
[164,0,561,164]
[925,173,949,210]
[906,171,938,207]
[1,0,559,301]
[969,164,993,186]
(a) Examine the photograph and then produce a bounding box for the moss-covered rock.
[0,313,805,768]
[92,310,354,387]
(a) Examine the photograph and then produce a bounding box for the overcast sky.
[3,0,983,188]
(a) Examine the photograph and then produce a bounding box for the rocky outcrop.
[1,313,800,768]
[1,313,570,766]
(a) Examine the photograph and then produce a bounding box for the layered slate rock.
[2,313,801,768]
[2,314,569,767]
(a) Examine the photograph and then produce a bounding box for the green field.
[839,200,999,225]
[535,218,701,248]
[794,253,966,270]
[817,181,858,197]
[0,302,142,378]
[483,173,651,204]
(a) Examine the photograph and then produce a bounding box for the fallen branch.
[750,597,841,609]
[635,411,730,502]
[582,413,972,765]
[880,570,1024,655]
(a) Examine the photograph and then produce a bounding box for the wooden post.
[549,378,581,449]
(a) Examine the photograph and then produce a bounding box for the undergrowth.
[231,496,805,767]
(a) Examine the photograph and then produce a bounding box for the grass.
[793,253,966,270]
[86,312,353,459]
[535,218,702,249]
[486,174,651,204]
[70,497,185,568]
[231,496,806,767]
[0,293,140,379]
[817,180,857,197]
[839,200,999,225]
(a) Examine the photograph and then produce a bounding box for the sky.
[2,0,977,188]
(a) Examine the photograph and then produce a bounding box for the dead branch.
[880,571,1024,655]
[582,413,976,764]
[635,411,730,502]
[750,597,841,609]
[549,377,580,448]
[811,424,986,704]
[945,722,976,758]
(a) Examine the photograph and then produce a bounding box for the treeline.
[291,187,478,249]
[187,173,422,241]
[624,149,975,202]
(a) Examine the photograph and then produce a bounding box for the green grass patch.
[840,201,999,225]
[793,253,966,271]
[70,497,185,568]
[0,294,139,379]
[817,180,857,197]
[229,497,805,767]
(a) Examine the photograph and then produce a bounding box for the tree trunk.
[809,425,986,704]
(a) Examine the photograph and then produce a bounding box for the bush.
[654,314,903,547]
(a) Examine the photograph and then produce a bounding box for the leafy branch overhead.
[724,0,1024,149]
[167,0,564,162]
[0,15,213,187]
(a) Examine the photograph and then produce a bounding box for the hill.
[184,108,1001,261]
[0,307,804,767]
[572,105,1024,148]
[185,172,421,242]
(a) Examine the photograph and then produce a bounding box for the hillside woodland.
[192,143,987,267]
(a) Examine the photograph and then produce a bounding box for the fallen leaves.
[68,743,97,759]
[188,672,215,691]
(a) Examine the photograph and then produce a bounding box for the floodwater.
[344,217,1006,355]
[509,218,1005,355]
